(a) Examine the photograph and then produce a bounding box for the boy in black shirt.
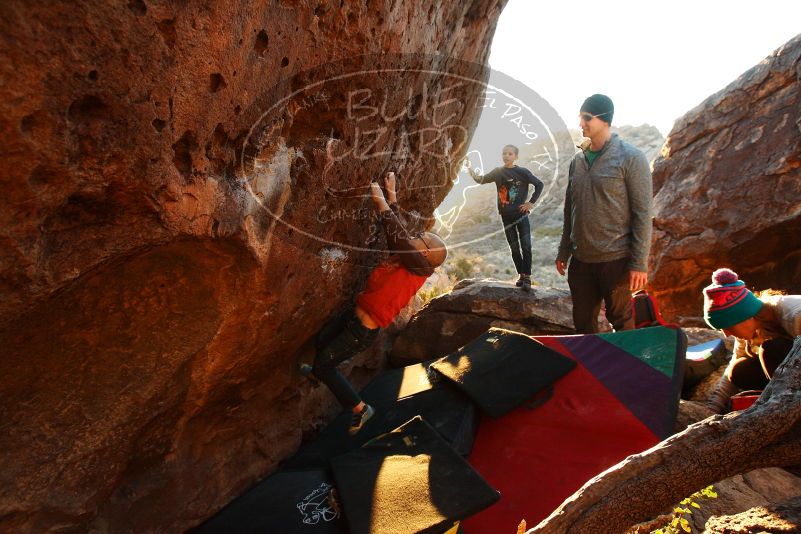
[469,144,544,291]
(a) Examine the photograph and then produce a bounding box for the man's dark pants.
[312,311,379,409]
[501,212,532,275]
[567,256,633,333]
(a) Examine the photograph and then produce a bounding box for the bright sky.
[489,0,801,135]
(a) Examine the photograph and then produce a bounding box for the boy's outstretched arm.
[468,166,496,185]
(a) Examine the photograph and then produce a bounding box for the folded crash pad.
[462,326,686,533]
[195,468,346,534]
[284,361,476,469]
[684,338,728,390]
[331,416,500,534]
[429,328,577,418]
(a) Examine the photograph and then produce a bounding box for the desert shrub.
[447,254,481,280]
[417,270,454,305]
[534,226,564,238]
[651,486,718,534]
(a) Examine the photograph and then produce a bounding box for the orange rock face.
[649,34,801,324]
[0,1,506,530]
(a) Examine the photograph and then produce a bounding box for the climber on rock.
[302,171,447,434]
[468,144,543,292]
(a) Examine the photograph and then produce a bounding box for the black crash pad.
[284,361,476,469]
[331,416,500,534]
[429,327,576,418]
[194,468,345,534]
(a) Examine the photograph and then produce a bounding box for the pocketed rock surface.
[0,1,506,530]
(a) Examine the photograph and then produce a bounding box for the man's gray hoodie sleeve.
[625,151,653,272]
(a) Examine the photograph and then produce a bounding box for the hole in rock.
[20,111,46,136]
[254,30,269,57]
[156,18,177,48]
[172,131,198,180]
[209,73,226,93]
[127,0,146,16]
[67,95,109,124]
[28,164,60,187]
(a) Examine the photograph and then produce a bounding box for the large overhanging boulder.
[648,34,801,323]
[0,1,507,531]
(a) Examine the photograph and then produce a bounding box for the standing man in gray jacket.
[555,94,652,333]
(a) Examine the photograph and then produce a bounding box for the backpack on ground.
[631,290,671,328]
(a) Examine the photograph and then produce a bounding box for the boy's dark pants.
[567,256,633,334]
[312,311,379,409]
[501,212,532,275]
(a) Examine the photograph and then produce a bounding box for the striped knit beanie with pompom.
[703,268,763,330]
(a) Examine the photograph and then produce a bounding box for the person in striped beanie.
[703,268,765,334]
[703,268,801,412]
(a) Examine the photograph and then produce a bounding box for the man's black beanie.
[580,94,614,124]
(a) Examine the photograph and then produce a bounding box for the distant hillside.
[612,124,665,162]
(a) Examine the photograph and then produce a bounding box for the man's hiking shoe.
[349,404,375,435]
[299,363,319,384]
[519,274,531,292]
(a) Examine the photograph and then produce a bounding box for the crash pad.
[331,416,500,534]
[462,326,686,533]
[429,328,577,418]
[284,361,476,469]
[195,468,345,533]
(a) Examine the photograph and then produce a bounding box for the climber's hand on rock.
[370,182,390,211]
[384,172,397,203]
[384,171,396,192]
